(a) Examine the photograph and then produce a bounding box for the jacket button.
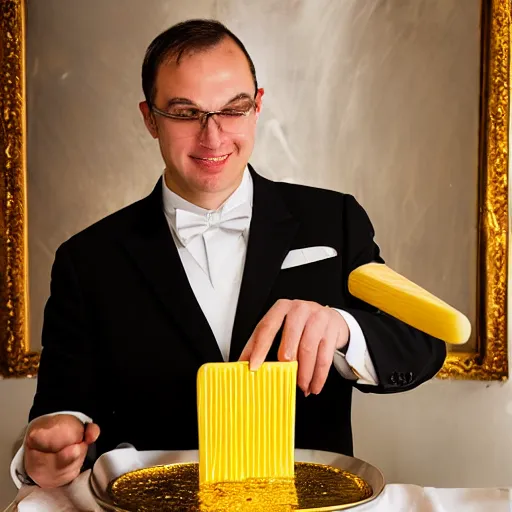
[389,372,398,385]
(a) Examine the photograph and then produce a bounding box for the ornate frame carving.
[0,0,39,378]
[437,0,510,380]
[0,0,509,379]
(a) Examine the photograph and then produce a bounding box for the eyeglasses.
[151,98,256,136]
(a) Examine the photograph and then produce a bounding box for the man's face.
[140,37,262,208]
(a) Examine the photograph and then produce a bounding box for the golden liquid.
[108,462,373,511]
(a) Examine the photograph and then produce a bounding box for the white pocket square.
[281,246,338,270]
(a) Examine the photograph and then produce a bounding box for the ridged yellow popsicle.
[197,361,297,484]
[348,263,471,344]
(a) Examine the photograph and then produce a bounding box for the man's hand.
[24,414,100,488]
[239,299,349,396]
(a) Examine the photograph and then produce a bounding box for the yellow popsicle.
[348,262,471,344]
[197,361,297,484]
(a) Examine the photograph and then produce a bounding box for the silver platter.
[89,447,385,511]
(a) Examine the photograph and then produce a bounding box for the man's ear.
[139,101,158,139]
[254,88,264,119]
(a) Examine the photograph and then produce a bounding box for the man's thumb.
[84,423,101,445]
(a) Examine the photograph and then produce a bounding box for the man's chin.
[194,169,245,197]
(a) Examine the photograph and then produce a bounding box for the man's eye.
[220,105,251,117]
[169,109,200,119]
[219,109,245,117]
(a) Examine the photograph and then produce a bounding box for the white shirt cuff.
[332,309,379,386]
[10,410,93,488]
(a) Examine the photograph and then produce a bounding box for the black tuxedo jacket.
[30,167,446,457]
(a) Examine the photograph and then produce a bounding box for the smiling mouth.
[193,154,230,162]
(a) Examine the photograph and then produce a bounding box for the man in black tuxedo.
[14,19,446,488]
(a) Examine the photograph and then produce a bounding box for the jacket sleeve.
[29,241,100,421]
[340,194,447,394]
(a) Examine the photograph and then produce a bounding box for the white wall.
[352,375,512,488]
[0,379,37,506]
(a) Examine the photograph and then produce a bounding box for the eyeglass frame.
[150,97,257,129]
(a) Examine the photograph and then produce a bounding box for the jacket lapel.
[229,169,299,361]
[121,179,223,364]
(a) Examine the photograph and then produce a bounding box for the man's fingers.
[241,300,291,370]
[277,302,310,363]
[84,422,101,445]
[25,441,88,488]
[26,416,85,453]
[238,337,255,362]
[55,442,88,470]
[309,320,340,395]
[296,309,329,394]
[239,300,340,396]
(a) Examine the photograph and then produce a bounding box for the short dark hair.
[142,19,258,107]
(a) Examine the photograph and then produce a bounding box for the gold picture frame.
[0,0,38,378]
[436,0,509,380]
[0,0,509,380]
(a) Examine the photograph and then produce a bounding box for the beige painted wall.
[0,380,36,505]
[0,0,509,506]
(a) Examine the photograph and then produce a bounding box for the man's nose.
[198,115,224,149]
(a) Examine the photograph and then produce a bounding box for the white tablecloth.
[8,473,511,511]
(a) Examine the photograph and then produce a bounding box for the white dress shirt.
[11,167,377,488]
[162,167,378,383]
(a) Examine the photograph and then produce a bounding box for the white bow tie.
[174,202,252,246]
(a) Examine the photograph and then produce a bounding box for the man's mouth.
[193,154,230,162]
